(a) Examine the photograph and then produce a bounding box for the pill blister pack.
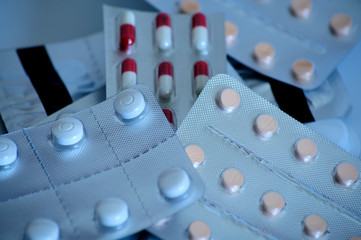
[146,0,361,90]
[104,5,226,128]
[151,74,361,239]
[0,85,204,239]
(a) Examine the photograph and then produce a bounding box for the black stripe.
[227,55,315,123]
[17,46,72,115]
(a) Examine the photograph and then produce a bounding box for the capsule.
[158,62,174,99]
[162,108,175,126]
[194,61,209,95]
[119,11,136,53]
[121,58,137,90]
[192,13,208,52]
[156,13,172,51]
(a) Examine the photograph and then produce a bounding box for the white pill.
[158,62,174,99]
[114,88,146,120]
[294,138,318,162]
[185,144,205,168]
[254,42,275,65]
[158,168,191,199]
[292,60,314,83]
[192,13,208,52]
[261,192,285,217]
[188,221,211,240]
[331,13,352,37]
[335,163,359,187]
[290,0,312,19]
[121,11,135,25]
[0,137,17,167]
[254,114,278,139]
[221,168,244,193]
[51,117,84,146]
[25,218,59,240]
[95,197,129,228]
[303,215,327,239]
[156,13,172,50]
[216,88,240,112]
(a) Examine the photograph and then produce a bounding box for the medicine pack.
[104,5,226,128]
[0,85,204,239]
[146,0,361,90]
[148,74,361,239]
[0,32,105,132]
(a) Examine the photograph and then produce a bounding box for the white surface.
[158,75,173,99]
[51,117,84,146]
[192,26,208,52]
[0,137,17,166]
[114,88,146,120]
[121,71,137,90]
[96,197,129,228]
[156,26,172,51]
[25,218,59,240]
[158,168,191,199]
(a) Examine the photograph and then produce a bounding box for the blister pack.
[146,0,361,90]
[104,5,226,128]
[151,74,361,239]
[0,85,204,239]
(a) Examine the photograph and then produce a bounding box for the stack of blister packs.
[1,2,361,240]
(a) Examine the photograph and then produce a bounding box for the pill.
[292,60,314,83]
[155,13,172,51]
[119,11,136,53]
[261,192,285,217]
[225,21,238,47]
[162,108,175,125]
[221,168,244,193]
[121,58,137,90]
[349,238,361,240]
[188,221,211,240]
[0,137,17,167]
[294,138,318,162]
[51,117,84,146]
[180,0,201,14]
[303,215,327,239]
[253,42,275,65]
[158,62,174,99]
[194,61,209,95]
[114,88,146,120]
[95,197,129,228]
[158,168,191,199]
[254,114,278,139]
[216,88,240,112]
[192,13,208,52]
[335,163,359,187]
[25,218,59,240]
[290,0,312,19]
[330,13,352,37]
[185,144,205,168]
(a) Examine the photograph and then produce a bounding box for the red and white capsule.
[194,61,209,95]
[192,13,208,52]
[119,11,136,53]
[121,58,137,90]
[162,108,175,126]
[156,13,172,51]
[158,62,174,99]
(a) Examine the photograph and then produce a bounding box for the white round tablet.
[0,137,17,167]
[95,197,129,228]
[25,218,59,240]
[303,215,327,239]
[51,117,84,146]
[114,88,146,120]
[158,168,191,199]
[188,221,211,240]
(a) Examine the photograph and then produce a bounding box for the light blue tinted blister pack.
[146,0,361,90]
[0,85,204,239]
[0,32,105,132]
[104,5,226,128]
[153,74,361,239]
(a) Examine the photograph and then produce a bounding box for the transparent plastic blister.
[0,85,204,239]
[146,0,361,90]
[104,5,226,128]
[167,74,361,239]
